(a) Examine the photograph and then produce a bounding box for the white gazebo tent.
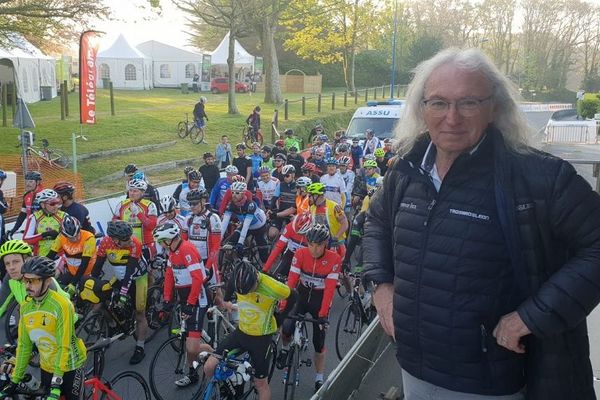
[210,32,255,78]
[136,40,203,88]
[0,34,56,103]
[97,34,152,90]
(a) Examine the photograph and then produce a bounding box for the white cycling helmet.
[231,181,247,192]
[224,165,239,174]
[35,189,59,203]
[282,165,296,175]
[160,195,177,213]
[153,223,180,242]
[295,177,312,188]
[128,179,148,191]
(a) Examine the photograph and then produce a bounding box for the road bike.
[334,271,375,360]
[178,113,205,144]
[18,138,69,170]
[280,314,320,400]
[149,317,205,400]
[84,333,152,400]
[241,125,263,147]
[196,349,258,400]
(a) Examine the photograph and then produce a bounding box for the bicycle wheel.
[242,126,252,148]
[202,381,222,400]
[178,121,189,138]
[110,370,152,400]
[255,130,264,146]
[335,301,364,361]
[149,335,203,400]
[48,147,69,168]
[76,311,109,344]
[190,126,205,144]
[4,300,19,345]
[283,347,299,400]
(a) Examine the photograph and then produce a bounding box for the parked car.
[210,78,249,94]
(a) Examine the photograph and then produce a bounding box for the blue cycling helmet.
[325,158,338,166]
[0,170,6,180]
[132,171,145,180]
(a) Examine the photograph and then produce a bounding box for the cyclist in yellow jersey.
[0,256,86,400]
[306,182,349,259]
[203,261,296,400]
[113,178,158,262]
[23,189,66,257]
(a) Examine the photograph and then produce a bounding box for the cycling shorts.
[282,287,326,353]
[177,287,207,338]
[215,329,273,380]
[195,119,206,129]
[114,274,148,311]
[41,366,84,400]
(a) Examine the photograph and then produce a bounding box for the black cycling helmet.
[25,171,42,181]
[187,188,208,203]
[188,170,202,182]
[261,145,271,153]
[236,143,246,150]
[61,215,81,239]
[234,260,259,295]
[106,221,133,241]
[284,129,294,136]
[203,152,214,159]
[306,224,330,243]
[124,164,138,175]
[21,256,56,278]
[53,181,75,196]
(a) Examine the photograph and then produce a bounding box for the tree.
[282,0,378,93]
[0,0,109,53]
[406,35,443,70]
[174,0,253,114]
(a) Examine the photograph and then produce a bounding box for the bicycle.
[241,125,263,147]
[178,113,205,144]
[280,314,320,400]
[149,316,205,400]
[84,333,152,400]
[334,271,375,360]
[17,138,69,169]
[196,349,258,400]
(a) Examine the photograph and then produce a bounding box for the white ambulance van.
[345,99,404,142]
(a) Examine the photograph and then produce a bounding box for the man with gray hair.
[363,48,600,399]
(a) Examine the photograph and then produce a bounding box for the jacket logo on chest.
[449,208,490,221]
[516,202,534,212]
[400,202,417,210]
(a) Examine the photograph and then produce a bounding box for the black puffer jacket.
[363,129,600,399]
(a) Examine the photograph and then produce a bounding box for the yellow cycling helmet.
[306,182,326,195]
[364,159,378,168]
[0,240,32,260]
[374,148,385,158]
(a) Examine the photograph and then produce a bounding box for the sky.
[91,0,194,53]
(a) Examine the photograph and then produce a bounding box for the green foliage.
[527,88,576,103]
[354,50,392,87]
[583,73,600,93]
[406,36,443,70]
[579,98,600,119]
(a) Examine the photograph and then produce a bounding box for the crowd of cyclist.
[0,125,396,399]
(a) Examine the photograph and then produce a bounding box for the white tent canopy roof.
[210,32,255,65]
[136,40,203,62]
[98,34,149,59]
[0,34,52,60]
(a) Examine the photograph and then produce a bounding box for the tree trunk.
[263,20,283,104]
[227,31,239,115]
[349,48,356,94]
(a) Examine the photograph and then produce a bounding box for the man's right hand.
[372,283,395,341]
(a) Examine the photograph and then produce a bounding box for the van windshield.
[346,118,399,139]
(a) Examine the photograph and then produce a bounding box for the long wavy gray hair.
[396,48,532,155]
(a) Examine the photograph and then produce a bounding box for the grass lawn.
[0,87,361,198]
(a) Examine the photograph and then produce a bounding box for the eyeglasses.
[46,200,62,206]
[23,277,43,285]
[189,201,202,207]
[421,95,493,117]
[285,174,294,178]
[232,191,244,195]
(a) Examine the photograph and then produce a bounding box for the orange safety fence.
[0,155,85,220]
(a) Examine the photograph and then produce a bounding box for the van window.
[346,117,399,139]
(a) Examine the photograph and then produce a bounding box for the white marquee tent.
[136,40,203,88]
[97,34,152,90]
[210,32,255,67]
[0,35,56,103]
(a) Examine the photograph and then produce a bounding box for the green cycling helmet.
[364,159,378,168]
[0,240,33,260]
[306,182,326,195]
[374,148,385,158]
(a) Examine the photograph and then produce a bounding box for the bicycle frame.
[206,305,236,348]
[84,376,122,400]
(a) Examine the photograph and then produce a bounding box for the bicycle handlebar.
[285,314,322,324]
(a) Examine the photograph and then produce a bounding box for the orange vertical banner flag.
[79,31,101,124]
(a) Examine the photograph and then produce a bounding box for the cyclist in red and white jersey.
[155,223,210,388]
[9,171,44,237]
[262,212,312,277]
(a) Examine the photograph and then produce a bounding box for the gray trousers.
[402,370,526,400]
